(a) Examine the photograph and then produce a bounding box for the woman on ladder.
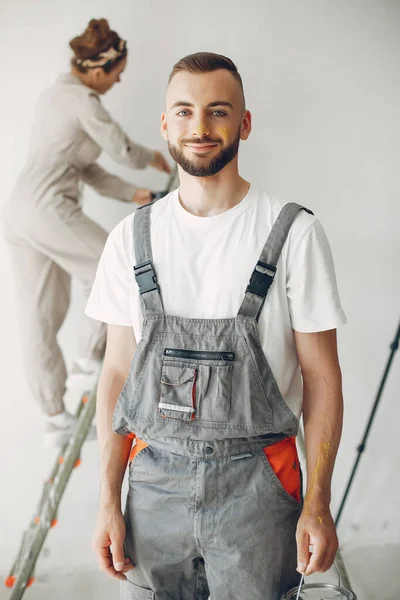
[2,19,170,447]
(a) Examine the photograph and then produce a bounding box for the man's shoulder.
[255,188,318,240]
[105,214,135,258]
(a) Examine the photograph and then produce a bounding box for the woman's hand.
[132,189,152,206]
[150,151,171,174]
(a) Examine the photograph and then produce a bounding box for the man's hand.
[296,504,338,576]
[150,151,172,174]
[92,503,134,581]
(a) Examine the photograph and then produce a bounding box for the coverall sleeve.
[80,162,137,202]
[79,93,155,169]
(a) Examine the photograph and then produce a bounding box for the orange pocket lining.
[129,437,149,463]
[263,437,301,503]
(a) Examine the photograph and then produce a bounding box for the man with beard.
[86,53,347,600]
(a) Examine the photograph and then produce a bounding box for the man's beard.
[168,130,240,177]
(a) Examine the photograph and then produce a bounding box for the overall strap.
[132,203,164,315]
[237,202,314,321]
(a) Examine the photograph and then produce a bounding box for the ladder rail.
[7,390,96,600]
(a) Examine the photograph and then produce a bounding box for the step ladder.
[5,387,97,599]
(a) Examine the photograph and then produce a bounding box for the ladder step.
[5,576,16,588]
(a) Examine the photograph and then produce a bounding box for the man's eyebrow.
[170,101,234,109]
[170,101,193,109]
[207,101,233,109]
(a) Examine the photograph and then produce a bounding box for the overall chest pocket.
[159,361,197,421]
[158,349,234,423]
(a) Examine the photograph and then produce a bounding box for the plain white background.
[0,1,399,598]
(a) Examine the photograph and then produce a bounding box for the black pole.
[335,320,400,527]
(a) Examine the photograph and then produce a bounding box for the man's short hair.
[168,52,245,106]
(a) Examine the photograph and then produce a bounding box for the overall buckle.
[246,261,276,297]
[134,261,158,294]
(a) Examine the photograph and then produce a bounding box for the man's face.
[162,69,251,177]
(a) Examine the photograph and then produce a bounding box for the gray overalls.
[115,202,313,600]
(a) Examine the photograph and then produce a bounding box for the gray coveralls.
[114,201,313,600]
[2,73,153,415]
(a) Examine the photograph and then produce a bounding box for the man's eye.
[212,110,227,117]
[177,110,190,116]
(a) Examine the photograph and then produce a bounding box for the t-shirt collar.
[172,184,257,228]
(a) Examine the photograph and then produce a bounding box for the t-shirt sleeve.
[286,219,347,333]
[85,216,135,326]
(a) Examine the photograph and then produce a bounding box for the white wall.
[1,1,399,598]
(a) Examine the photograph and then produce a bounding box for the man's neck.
[178,163,250,218]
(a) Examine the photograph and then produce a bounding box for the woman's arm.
[79,92,155,169]
[81,162,138,201]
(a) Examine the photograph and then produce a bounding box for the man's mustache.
[180,137,220,145]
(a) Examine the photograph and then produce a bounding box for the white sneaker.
[66,358,102,392]
[44,411,97,448]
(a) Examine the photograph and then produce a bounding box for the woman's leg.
[26,201,109,377]
[6,237,71,416]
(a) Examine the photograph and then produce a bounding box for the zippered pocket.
[163,348,235,362]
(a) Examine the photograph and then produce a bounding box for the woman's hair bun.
[85,19,111,43]
[69,18,119,60]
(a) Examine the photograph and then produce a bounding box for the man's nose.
[192,122,210,138]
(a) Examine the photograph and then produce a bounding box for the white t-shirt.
[85,186,347,419]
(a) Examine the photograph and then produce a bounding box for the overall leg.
[6,238,70,416]
[201,446,301,600]
[123,445,210,600]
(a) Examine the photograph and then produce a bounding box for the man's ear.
[240,110,252,141]
[161,112,168,141]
